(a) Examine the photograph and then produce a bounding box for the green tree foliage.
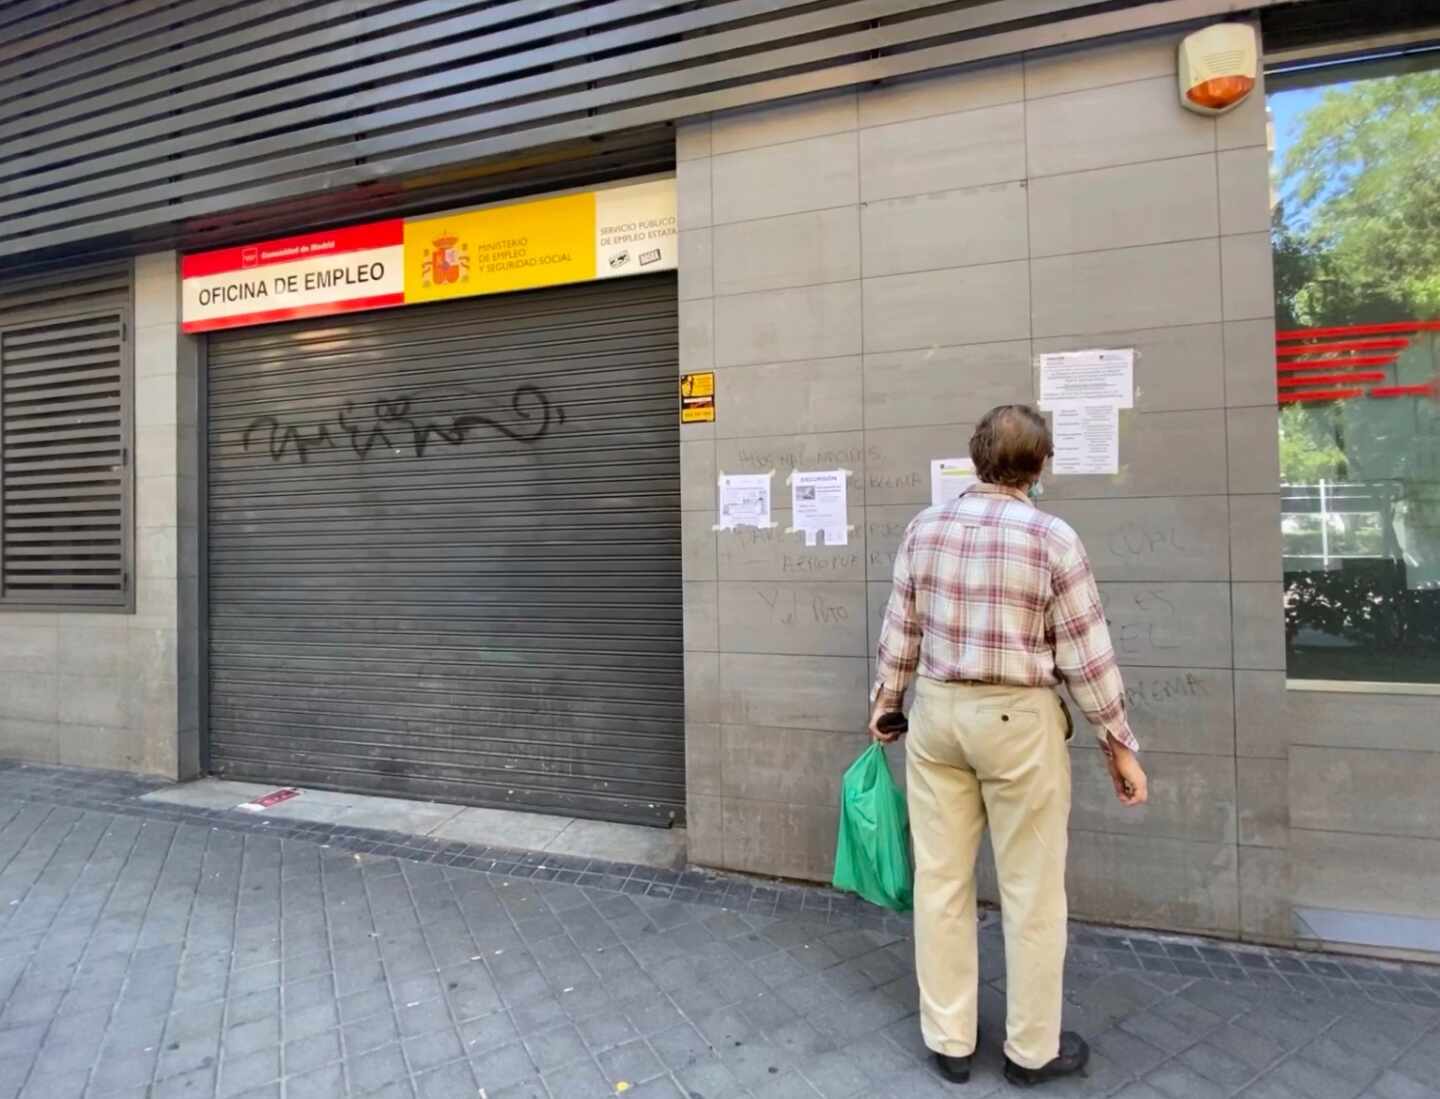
[1280,68,1440,320]
[1278,403,1346,484]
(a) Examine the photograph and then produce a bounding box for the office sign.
[181,178,677,333]
[180,221,405,332]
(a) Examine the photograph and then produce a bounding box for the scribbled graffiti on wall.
[242,384,565,464]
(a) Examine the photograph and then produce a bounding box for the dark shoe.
[1003,1032,1090,1087]
[934,1051,972,1083]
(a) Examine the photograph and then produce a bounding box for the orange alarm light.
[1179,24,1258,116]
[1186,73,1256,111]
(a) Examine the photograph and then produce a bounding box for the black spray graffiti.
[242,385,565,464]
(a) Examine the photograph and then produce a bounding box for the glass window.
[1269,52,1440,684]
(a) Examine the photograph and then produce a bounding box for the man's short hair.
[969,405,1053,488]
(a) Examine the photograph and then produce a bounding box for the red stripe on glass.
[1277,388,1364,404]
[1276,354,1399,370]
[1278,372,1386,388]
[1275,320,1440,340]
[1368,384,1437,399]
[1275,338,1410,355]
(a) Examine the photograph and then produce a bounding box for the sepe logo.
[241,247,259,268]
[608,250,630,270]
[639,248,662,267]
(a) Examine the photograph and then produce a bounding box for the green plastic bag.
[832,743,913,912]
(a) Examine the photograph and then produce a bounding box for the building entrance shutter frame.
[204,274,683,825]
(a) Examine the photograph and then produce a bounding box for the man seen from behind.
[870,404,1149,1088]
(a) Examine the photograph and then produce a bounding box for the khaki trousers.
[905,677,1072,1070]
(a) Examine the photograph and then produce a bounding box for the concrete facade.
[1,20,1436,955]
[1287,687,1440,955]
[0,252,201,781]
[677,29,1294,942]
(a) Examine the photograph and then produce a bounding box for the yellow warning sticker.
[680,372,716,423]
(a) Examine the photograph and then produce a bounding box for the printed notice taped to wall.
[1037,349,1134,410]
[1051,402,1119,475]
[930,458,977,507]
[789,470,849,546]
[717,473,773,530]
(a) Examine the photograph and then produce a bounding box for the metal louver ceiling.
[0,0,1300,267]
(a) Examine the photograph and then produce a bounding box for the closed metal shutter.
[205,275,683,825]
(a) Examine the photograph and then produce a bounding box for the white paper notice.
[1052,403,1119,475]
[789,470,849,546]
[930,458,977,507]
[717,473,772,530]
[1038,349,1134,409]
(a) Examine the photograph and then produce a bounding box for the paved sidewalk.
[140,779,688,871]
[0,764,1437,1099]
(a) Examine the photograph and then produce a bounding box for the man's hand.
[869,698,904,744]
[1101,737,1148,807]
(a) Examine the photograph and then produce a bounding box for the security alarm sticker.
[680,372,716,423]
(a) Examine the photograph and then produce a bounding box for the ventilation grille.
[0,312,130,605]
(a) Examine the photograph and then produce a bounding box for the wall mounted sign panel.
[182,179,676,333]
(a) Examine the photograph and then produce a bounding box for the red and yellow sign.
[180,221,405,332]
[181,179,676,333]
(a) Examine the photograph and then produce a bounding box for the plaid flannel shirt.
[873,482,1138,751]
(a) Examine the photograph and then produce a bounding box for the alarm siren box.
[1179,23,1258,115]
